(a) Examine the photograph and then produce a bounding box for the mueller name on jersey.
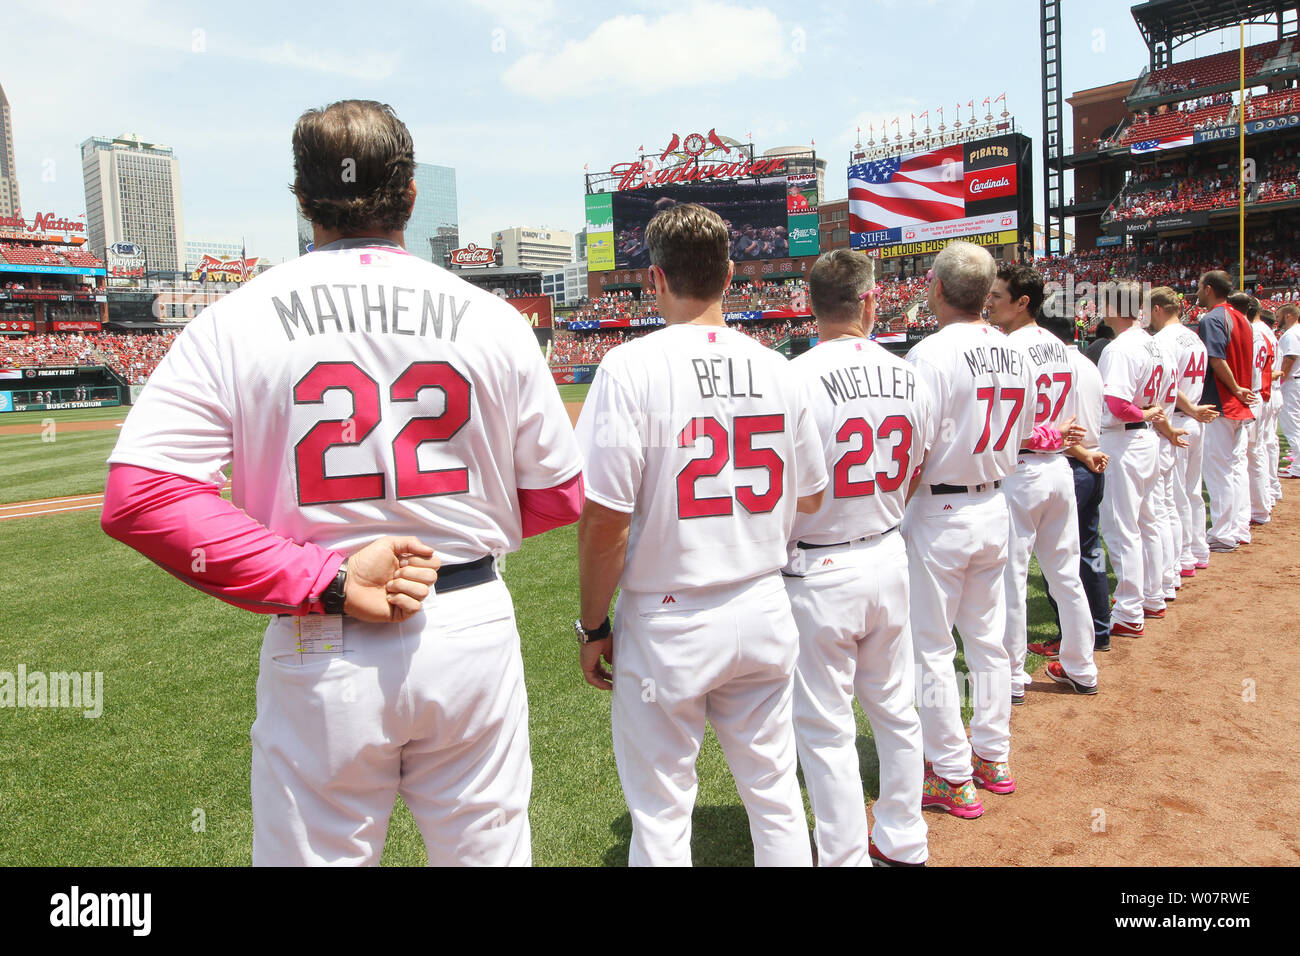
[962,343,1025,378]
[820,363,917,405]
[271,284,472,342]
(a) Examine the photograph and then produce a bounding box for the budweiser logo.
[969,175,1011,194]
[610,157,787,191]
[449,243,494,266]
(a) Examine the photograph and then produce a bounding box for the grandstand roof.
[1131,0,1289,49]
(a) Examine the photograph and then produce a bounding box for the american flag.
[849,145,964,233]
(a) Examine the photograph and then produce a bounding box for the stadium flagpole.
[1239,23,1246,284]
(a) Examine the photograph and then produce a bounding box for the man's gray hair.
[809,249,876,322]
[933,240,995,313]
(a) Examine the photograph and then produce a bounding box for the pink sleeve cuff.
[1025,424,1064,451]
[101,464,344,615]
[1105,394,1145,422]
[518,472,585,538]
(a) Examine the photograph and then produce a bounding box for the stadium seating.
[1136,40,1286,98]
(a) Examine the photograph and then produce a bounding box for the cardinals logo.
[660,129,732,163]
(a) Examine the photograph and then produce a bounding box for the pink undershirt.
[101,464,583,616]
[1104,394,1146,423]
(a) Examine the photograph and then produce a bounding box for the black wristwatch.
[320,562,348,615]
[574,616,611,644]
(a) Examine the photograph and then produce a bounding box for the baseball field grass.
[0,404,1136,866]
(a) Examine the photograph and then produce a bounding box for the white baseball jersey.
[1252,319,1278,397]
[1065,345,1103,451]
[904,322,1035,484]
[1280,325,1300,378]
[1249,320,1268,393]
[110,239,582,562]
[1159,322,1208,407]
[1152,327,1181,418]
[1097,325,1163,429]
[788,336,936,543]
[1007,324,1073,454]
[575,323,828,593]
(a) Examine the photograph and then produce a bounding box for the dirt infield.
[0,419,123,435]
[565,402,582,427]
[920,491,1300,866]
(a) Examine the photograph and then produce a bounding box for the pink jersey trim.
[1105,394,1145,423]
[518,472,585,538]
[101,464,344,615]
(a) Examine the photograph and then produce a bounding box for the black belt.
[930,480,1001,495]
[796,525,899,550]
[279,555,496,618]
[433,555,497,593]
[1124,421,1150,431]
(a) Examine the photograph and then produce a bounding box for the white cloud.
[500,3,798,100]
[468,0,558,47]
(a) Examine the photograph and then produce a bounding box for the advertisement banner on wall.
[550,364,598,385]
[585,193,615,272]
[506,295,553,329]
[787,213,819,257]
[0,391,11,412]
[868,228,1019,260]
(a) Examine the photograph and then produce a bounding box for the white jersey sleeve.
[1009,324,1075,449]
[793,376,830,499]
[1065,346,1104,450]
[574,365,644,514]
[515,345,584,491]
[110,308,234,485]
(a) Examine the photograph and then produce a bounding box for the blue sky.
[1,0,1277,263]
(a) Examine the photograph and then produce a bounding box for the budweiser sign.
[449,243,495,266]
[607,129,787,191]
[190,255,258,283]
[610,156,787,191]
[0,212,85,234]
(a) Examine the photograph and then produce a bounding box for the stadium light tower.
[1040,0,1065,258]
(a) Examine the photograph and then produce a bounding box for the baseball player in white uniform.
[1243,297,1279,523]
[1261,309,1284,504]
[784,249,934,867]
[1147,289,1217,581]
[1279,304,1300,478]
[1096,281,1170,638]
[984,263,1096,699]
[574,204,827,867]
[904,241,1034,817]
[102,101,585,865]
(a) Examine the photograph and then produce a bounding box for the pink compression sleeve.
[518,472,585,538]
[1105,394,1145,423]
[101,463,344,615]
[1024,424,1064,451]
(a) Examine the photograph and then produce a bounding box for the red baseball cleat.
[1143,606,1166,619]
[1180,566,1196,578]
[1111,620,1144,638]
[1027,638,1061,660]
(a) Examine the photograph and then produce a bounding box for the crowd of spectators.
[0,243,104,268]
[1107,145,1300,221]
[0,331,179,383]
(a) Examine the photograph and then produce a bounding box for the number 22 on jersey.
[293,361,471,506]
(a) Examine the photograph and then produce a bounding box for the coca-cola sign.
[448,243,495,267]
[0,212,85,234]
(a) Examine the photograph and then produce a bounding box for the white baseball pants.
[786,531,927,867]
[1247,411,1274,522]
[1281,380,1300,477]
[1173,415,1209,567]
[1266,397,1283,500]
[1002,454,1098,692]
[904,487,1012,783]
[611,573,812,867]
[1203,416,1250,548]
[1099,427,1161,626]
[251,577,532,866]
[1155,437,1182,599]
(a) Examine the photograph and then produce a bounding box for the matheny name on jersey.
[272,284,472,342]
[820,363,916,406]
[962,343,1024,379]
